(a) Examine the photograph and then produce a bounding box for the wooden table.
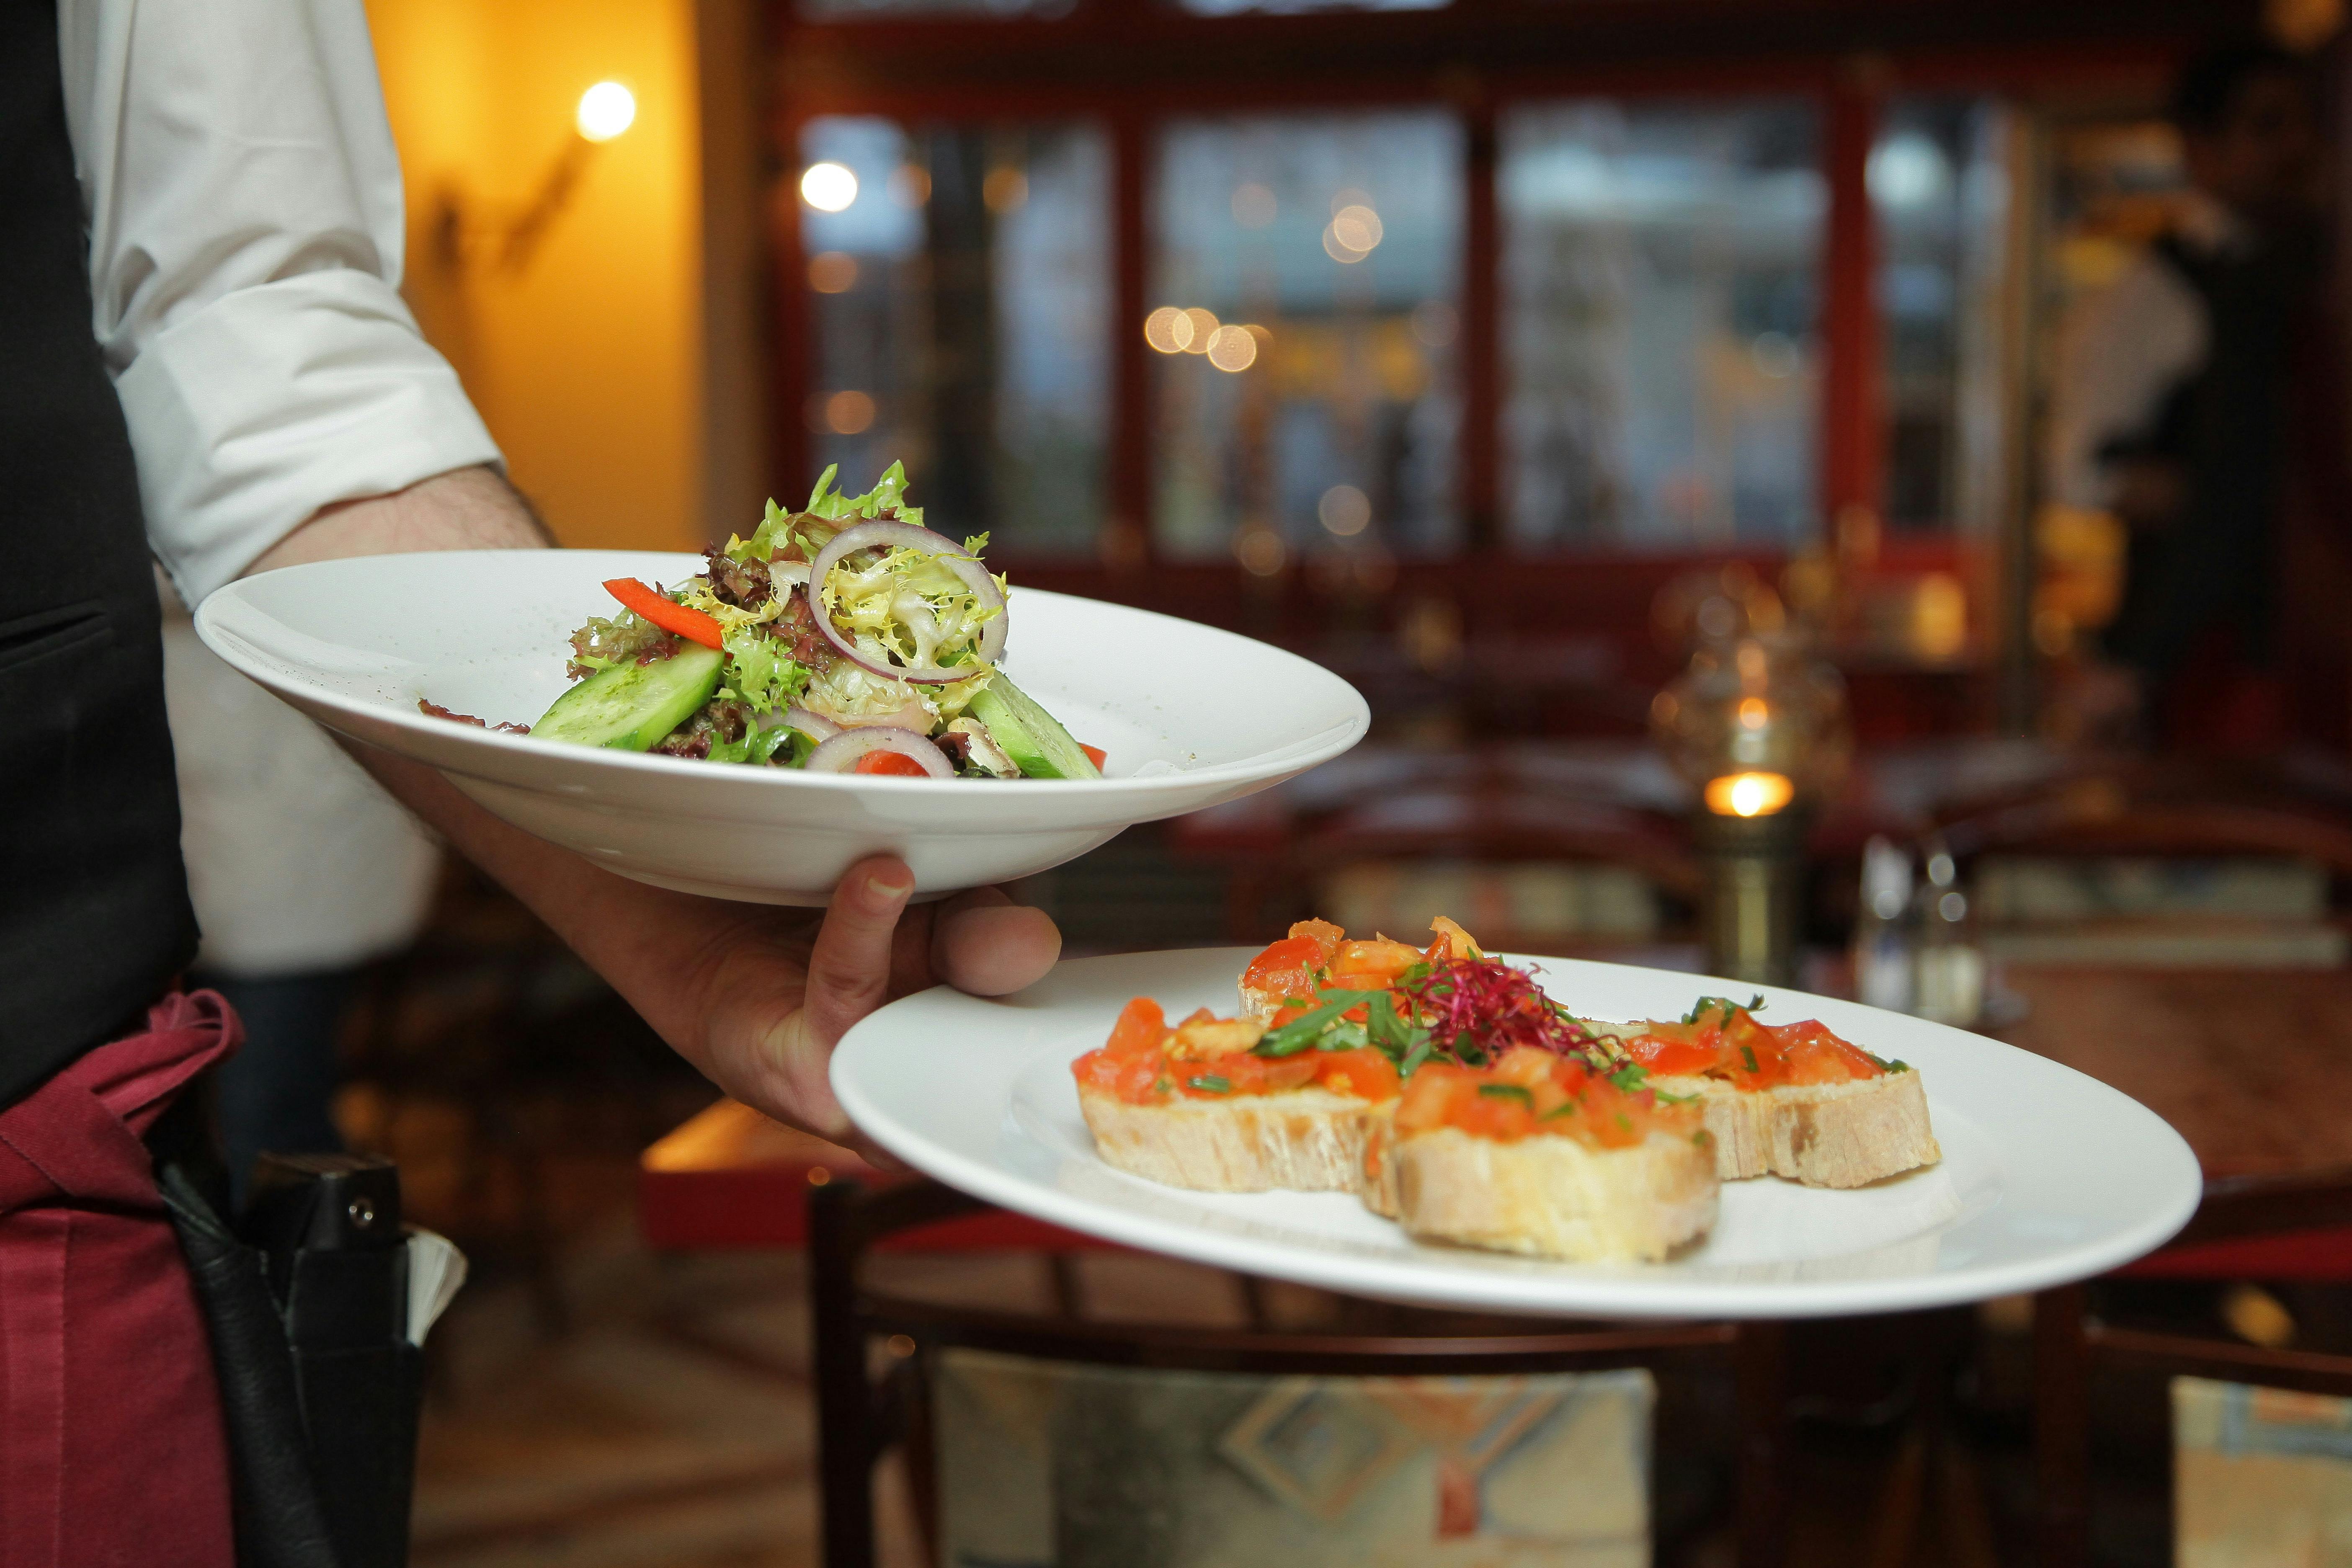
[1999,965,2352,1232]
[1998,965,2352,1568]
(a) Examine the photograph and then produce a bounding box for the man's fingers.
[933,890,1061,996]
[803,855,916,1047]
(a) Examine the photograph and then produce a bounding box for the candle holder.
[1652,634,1849,986]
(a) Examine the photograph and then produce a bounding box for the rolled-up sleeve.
[61,0,502,605]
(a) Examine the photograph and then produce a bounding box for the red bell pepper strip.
[604,578,725,651]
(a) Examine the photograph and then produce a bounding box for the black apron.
[0,0,201,1108]
[2102,225,2320,682]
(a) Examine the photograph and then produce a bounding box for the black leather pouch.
[244,1155,424,1568]
[157,1133,426,1568]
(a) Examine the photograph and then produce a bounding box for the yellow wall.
[366,0,707,552]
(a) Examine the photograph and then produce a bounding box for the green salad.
[421,464,1101,780]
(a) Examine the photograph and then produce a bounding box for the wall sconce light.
[431,81,637,276]
[1653,633,1849,985]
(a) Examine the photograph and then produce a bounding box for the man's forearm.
[243,464,550,574]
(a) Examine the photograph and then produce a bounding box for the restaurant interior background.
[319,0,2352,1562]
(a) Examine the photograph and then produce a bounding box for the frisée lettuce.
[424,463,1104,780]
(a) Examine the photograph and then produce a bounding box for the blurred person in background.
[159,587,442,1202]
[2047,43,2330,749]
[3,2,1060,1559]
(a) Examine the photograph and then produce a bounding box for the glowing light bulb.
[801,162,859,213]
[576,82,636,143]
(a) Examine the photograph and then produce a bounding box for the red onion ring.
[776,704,840,741]
[806,521,1007,683]
[802,726,954,778]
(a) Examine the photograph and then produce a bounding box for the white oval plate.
[195,550,1368,904]
[833,949,2202,1319]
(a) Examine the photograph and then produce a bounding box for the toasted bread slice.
[1077,1085,1373,1193]
[1583,1019,1940,1188]
[1362,1104,1401,1218]
[1379,1124,1717,1262]
[1645,1070,1939,1189]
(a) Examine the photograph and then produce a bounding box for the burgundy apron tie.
[0,992,240,1568]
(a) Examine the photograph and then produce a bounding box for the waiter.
[2048,43,2326,745]
[0,1,1060,1558]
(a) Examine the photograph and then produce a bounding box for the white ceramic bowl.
[195,549,1368,903]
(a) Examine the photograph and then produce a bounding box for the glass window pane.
[1152,111,1464,569]
[1502,100,1824,551]
[800,117,1109,554]
[1873,97,2016,531]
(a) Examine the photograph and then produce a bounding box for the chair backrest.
[809,1177,1788,1568]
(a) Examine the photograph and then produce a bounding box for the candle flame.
[1705,771,1794,818]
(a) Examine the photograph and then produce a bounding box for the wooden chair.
[2035,1175,2352,1566]
[811,1175,1793,1568]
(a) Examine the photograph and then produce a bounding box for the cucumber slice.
[532,644,725,751]
[968,673,1099,779]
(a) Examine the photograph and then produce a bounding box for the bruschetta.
[1365,1047,1718,1262]
[1071,998,1402,1192]
[1593,997,1939,1189]
[1238,916,1482,1026]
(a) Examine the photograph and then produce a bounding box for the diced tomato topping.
[1105,996,1167,1056]
[1288,919,1344,963]
[854,750,930,776]
[1072,993,1405,1106]
[1393,1048,1689,1151]
[1331,939,1422,989]
[1242,936,1326,1015]
[1313,1048,1401,1103]
[1622,1026,1724,1078]
[1619,1010,1885,1090]
[1776,1020,1882,1084]
[1080,743,1107,769]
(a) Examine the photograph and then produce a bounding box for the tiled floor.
[406,1186,1277,1567]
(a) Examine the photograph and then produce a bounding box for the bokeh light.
[800,161,859,213]
[807,252,860,294]
[1235,524,1287,578]
[1317,484,1370,536]
[1144,307,1193,353]
[1330,204,1383,252]
[983,167,1029,213]
[824,390,875,434]
[1205,324,1258,372]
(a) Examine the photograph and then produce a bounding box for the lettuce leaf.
[723,462,926,567]
[720,622,807,715]
[806,461,922,529]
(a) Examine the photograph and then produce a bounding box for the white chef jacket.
[2045,194,2248,512]
[60,0,502,606]
[59,0,500,974]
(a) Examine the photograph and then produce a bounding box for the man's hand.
[685,859,1059,1135]
[245,466,1063,1136]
